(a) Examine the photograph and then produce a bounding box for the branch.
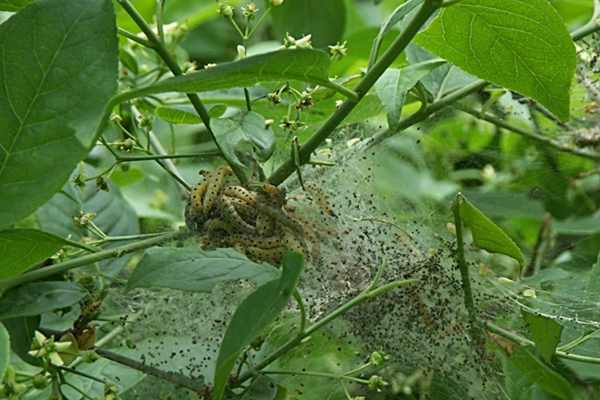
[267,0,444,185]
[367,79,488,148]
[96,348,208,394]
[0,231,186,292]
[456,105,600,162]
[115,0,248,185]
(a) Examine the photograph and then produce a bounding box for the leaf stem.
[267,0,444,185]
[0,231,186,292]
[115,0,247,185]
[452,194,482,344]
[238,278,416,383]
[117,27,153,47]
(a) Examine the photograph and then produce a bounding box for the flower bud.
[218,3,234,17]
[270,0,284,5]
[237,45,247,59]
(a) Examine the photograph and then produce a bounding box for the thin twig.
[116,0,247,185]
[457,105,600,162]
[0,231,186,292]
[267,0,444,185]
[95,348,207,394]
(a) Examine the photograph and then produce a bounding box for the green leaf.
[271,0,346,49]
[458,193,525,264]
[154,105,202,125]
[375,59,445,127]
[415,0,576,121]
[212,111,276,175]
[0,0,118,229]
[135,49,343,98]
[61,359,145,400]
[585,251,600,301]
[509,346,573,400]
[1,316,40,365]
[0,322,8,381]
[369,0,422,68]
[0,281,87,319]
[37,165,139,276]
[522,310,563,363]
[0,0,31,11]
[127,247,279,292]
[406,44,476,99]
[554,216,600,235]
[0,229,69,279]
[213,252,304,400]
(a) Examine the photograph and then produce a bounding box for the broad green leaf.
[213,252,304,400]
[585,251,600,301]
[522,310,563,363]
[554,216,600,235]
[0,322,8,381]
[133,49,343,98]
[0,0,31,11]
[0,229,68,279]
[61,359,145,400]
[415,0,575,121]
[155,105,202,125]
[375,59,445,127]
[369,0,422,68]
[271,0,346,49]
[0,0,118,228]
[1,316,40,365]
[127,247,279,292]
[37,165,139,276]
[458,193,525,264]
[212,111,276,175]
[509,346,573,400]
[0,281,87,319]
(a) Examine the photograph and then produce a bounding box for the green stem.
[57,366,110,385]
[367,80,488,148]
[457,105,600,162]
[293,289,307,335]
[267,0,443,185]
[485,321,600,365]
[115,0,247,185]
[452,194,482,343]
[117,27,153,47]
[238,279,416,383]
[0,231,185,292]
[571,19,600,41]
[246,7,271,39]
[263,370,370,385]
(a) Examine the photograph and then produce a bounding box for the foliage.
[0,0,600,399]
